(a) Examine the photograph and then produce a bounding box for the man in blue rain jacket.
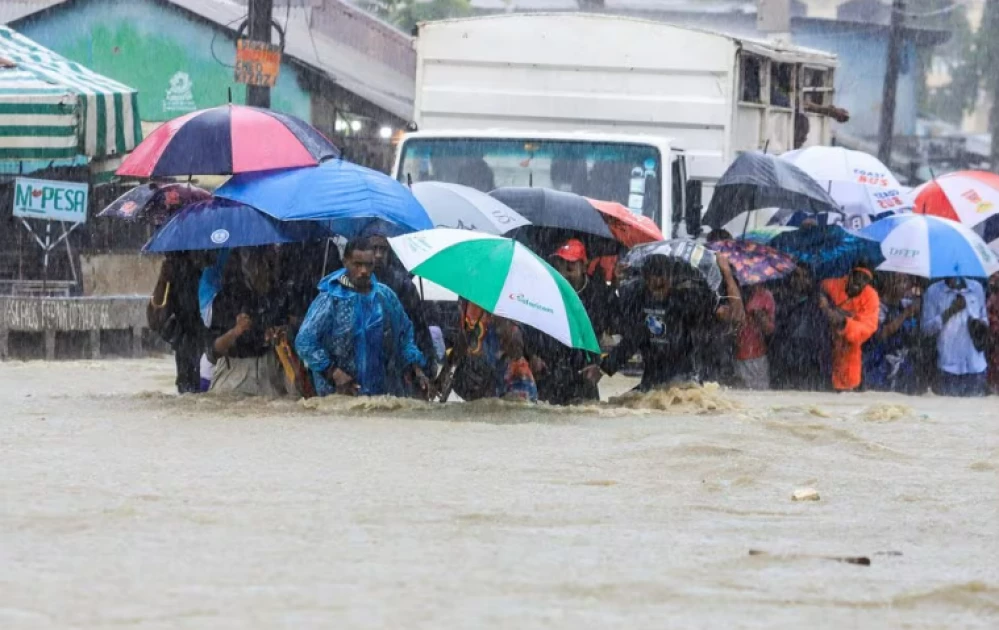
[295,238,430,397]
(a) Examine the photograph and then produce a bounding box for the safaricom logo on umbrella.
[508,293,554,314]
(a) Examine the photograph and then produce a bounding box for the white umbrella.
[410,181,530,234]
[860,214,999,279]
[782,146,911,225]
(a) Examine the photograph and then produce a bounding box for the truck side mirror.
[685,180,703,238]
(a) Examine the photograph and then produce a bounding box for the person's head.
[846,266,874,298]
[238,246,278,293]
[642,255,675,301]
[343,238,376,291]
[790,262,813,295]
[367,234,391,271]
[550,239,588,288]
[945,276,968,291]
[705,228,732,243]
[989,273,999,294]
[877,272,909,303]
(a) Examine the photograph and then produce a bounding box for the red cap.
[553,239,587,263]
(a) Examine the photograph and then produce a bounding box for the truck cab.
[393,129,699,237]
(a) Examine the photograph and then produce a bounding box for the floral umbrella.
[707,239,798,285]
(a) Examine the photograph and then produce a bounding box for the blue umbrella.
[215,159,433,238]
[143,199,332,253]
[859,214,999,279]
[770,225,884,280]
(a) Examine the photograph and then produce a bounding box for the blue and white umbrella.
[859,214,999,279]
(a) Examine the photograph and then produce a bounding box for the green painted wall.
[17,0,311,122]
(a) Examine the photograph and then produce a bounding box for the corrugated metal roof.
[0,0,68,24]
[169,0,415,120]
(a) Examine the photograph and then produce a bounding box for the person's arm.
[878,299,921,340]
[212,313,253,359]
[714,255,745,325]
[921,286,946,336]
[293,292,353,391]
[601,310,643,376]
[840,290,880,344]
[146,258,173,331]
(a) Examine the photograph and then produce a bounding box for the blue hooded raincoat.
[295,269,425,396]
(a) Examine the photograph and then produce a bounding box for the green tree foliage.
[921,2,990,125]
[356,0,472,33]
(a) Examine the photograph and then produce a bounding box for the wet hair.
[706,229,732,243]
[642,254,674,277]
[344,237,373,260]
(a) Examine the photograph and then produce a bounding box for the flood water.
[1,358,997,629]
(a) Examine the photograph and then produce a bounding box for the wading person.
[769,263,831,390]
[531,239,612,405]
[147,252,207,394]
[206,247,290,396]
[295,238,430,398]
[733,282,775,390]
[599,253,743,392]
[818,266,880,392]
[862,273,924,395]
[365,229,439,384]
[922,277,989,397]
[438,299,537,403]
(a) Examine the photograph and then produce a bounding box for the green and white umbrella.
[389,229,600,353]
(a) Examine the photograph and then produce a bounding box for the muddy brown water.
[1,358,997,629]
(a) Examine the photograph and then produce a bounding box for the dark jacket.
[377,263,438,371]
[531,277,615,405]
[601,283,718,391]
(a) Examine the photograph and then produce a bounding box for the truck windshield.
[397,138,662,223]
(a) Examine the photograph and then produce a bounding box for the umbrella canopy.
[0,26,141,161]
[703,152,840,228]
[491,187,660,255]
[410,181,530,234]
[707,239,798,285]
[116,104,339,177]
[586,198,665,247]
[216,159,433,238]
[143,199,331,253]
[740,225,797,244]
[781,146,910,220]
[859,214,999,279]
[389,229,599,353]
[621,239,723,294]
[98,183,211,225]
[770,225,884,280]
[911,170,999,227]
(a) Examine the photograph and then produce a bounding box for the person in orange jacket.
[818,267,880,391]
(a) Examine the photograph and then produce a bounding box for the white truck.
[393,13,840,236]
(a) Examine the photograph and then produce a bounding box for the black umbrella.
[702,152,839,229]
[489,187,619,257]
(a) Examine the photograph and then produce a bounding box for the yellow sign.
[234,39,281,88]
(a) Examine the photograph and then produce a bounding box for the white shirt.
[922,280,987,375]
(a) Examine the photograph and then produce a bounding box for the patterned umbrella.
[770,225,884,280]
[98,182,212,226]
[621,239,722,293]
[707,239,797,285]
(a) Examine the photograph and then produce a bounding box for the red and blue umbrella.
[216,159,433,238]
[143,199,332,253]
[117,105,338,178]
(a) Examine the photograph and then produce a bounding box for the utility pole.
[878,0,905,166]
[246,0,275,108]
[984,0,999,172]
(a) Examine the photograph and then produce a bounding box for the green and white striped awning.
[0,26,142,161]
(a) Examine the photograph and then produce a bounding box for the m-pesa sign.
[12,177,89,224]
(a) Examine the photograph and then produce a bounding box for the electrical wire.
[894,1,968,19]
[210,13,248,69]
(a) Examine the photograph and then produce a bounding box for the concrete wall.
[80,254,160,297]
